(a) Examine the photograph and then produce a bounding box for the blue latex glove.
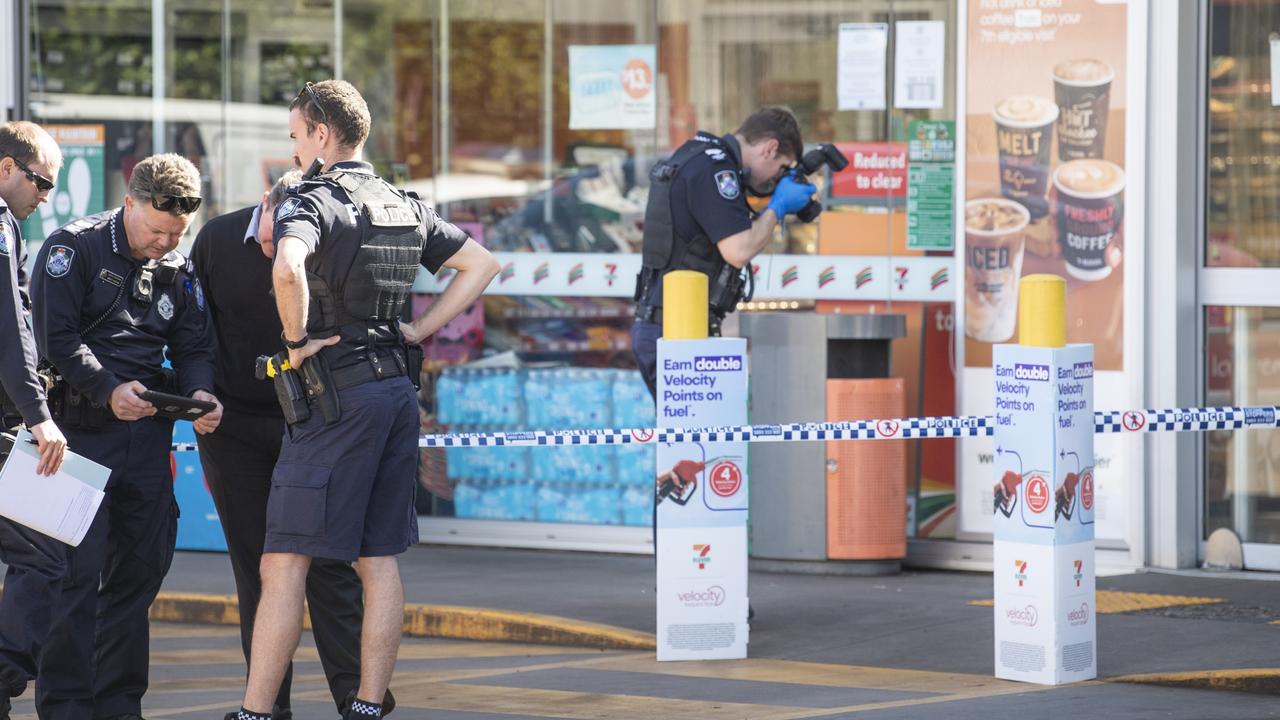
[765,172,817,218]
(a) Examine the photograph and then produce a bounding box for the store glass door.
[1202,0,1280,569]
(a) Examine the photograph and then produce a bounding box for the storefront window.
[19,0,958,537]
[1206,0,1280,267]
[1204,306,1280,544]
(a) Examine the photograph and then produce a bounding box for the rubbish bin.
[739,312,907,573]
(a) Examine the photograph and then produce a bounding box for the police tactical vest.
[302,170,425,333]
[641,136,735,285]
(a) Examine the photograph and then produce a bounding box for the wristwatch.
[282,332,310,350]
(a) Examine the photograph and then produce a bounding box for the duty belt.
[330,352,408,390]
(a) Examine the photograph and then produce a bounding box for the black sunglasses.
[6,155,54,192]
[151,193,202,215]
[299,81,330,127]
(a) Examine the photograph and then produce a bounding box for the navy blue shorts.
[265,376,420,561]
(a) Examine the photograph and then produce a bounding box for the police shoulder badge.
[193,278,206,311]
[45,245,74,277]
[0,223,9,256]
[275,197,302,222]
[714,170,740,200]
[157,292,175,321]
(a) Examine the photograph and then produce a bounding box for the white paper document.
[838,23,888,111]
[0,430,110,547]
[894,21,946,109]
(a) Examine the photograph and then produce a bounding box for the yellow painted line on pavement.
[143,591,655,650]
[968,590,1225,613]
[1108,668,1280,695]
[593,655,1019,695]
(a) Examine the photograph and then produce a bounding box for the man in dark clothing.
[0,120,69,720]
[192,170,386,720]
[631,108,815,398]
[229,80,498,720]
[31,152,221,720]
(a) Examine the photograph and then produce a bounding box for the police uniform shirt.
[31,209,216,407]
[671,132,752,262]
[0,197,51,425]
[272,160,468,364]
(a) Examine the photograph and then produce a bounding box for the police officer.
[31,153,222,720]
[192,170,393,719]
[230,80,498,720]
[0,121,69,720]
[632,108,816,398]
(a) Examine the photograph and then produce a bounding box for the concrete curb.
[1107,669,1280,696]
[147,591,656,651]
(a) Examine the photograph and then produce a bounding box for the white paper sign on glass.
[838,23,889,111]
[894,21,946,109]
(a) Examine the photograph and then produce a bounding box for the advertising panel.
[992,342,1095,684]
[960,0,1143,544]
[655,338,749,661]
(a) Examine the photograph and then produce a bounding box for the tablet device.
[138,390,216,421]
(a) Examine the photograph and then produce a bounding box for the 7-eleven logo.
[895,266,909,291]
[1014,560,1028,587]
[1073,559,1084,587]
[692,544,712,570]
[605,262,618,286]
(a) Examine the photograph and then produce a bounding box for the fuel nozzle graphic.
[994,470,1022,517]
[656,460,704,506]
[1055,472,1079,521]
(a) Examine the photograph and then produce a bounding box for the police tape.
[165,405,1280,453]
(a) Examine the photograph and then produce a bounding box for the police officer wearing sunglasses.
[0,121,70,720]
[28,153,222,720]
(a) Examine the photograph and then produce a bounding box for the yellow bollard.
[1018,274,1067,348]
[662,270,709,340]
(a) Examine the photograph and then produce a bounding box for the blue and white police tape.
[166,405,1280,453]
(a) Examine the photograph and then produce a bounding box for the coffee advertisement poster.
[959,0,1142,542]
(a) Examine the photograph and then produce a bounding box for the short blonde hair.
[129,153,201,208]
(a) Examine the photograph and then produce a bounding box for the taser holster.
[256,353,310,426]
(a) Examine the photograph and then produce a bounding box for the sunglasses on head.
[299,81,330,127]
[151,193,202,215]
[6,155,54,192]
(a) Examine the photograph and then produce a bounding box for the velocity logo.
[568,262,584,285]
[692,544,712,569]
[1073,559,1084,587]
[1006,605,1038,627]
[499,262,516,283]
[533,262,550,284]
[1067,603,1089,627]
[894,266,909,290]
[856,266,874,289]
[604,262,618,286]
[677,586,726,608]
[1014,559,1028,587]
[781,265,799,288]
[931,268,948,290]
[819,266,836,289]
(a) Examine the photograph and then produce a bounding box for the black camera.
[131,261,180,304]
[790,143,849,223]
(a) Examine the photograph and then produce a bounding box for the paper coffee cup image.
[965,198,1030,343]
[1053,159,1125,281]
[993,95,1058,220]
[1054,59,1114,161]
